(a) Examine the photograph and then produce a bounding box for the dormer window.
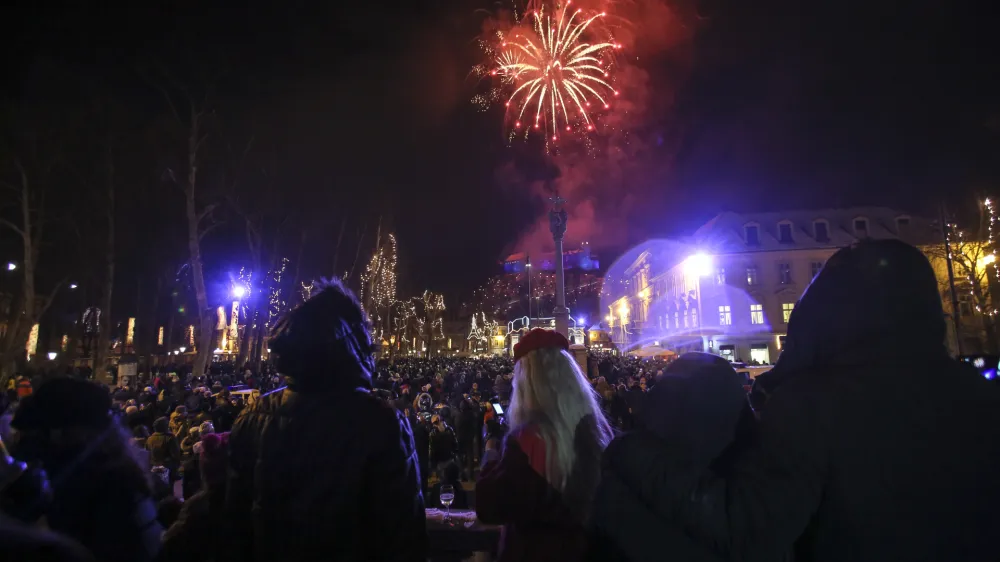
[896,216,910,233]
[745,224,760,246]
[813,220,830,243]
[778,222,794,244]
[854,217,869,238]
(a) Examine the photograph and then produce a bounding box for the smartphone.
[491,402,504,415]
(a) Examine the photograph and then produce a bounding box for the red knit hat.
[513,328,570,362]
[199,432,230,488]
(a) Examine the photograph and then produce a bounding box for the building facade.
[608,207,990,362]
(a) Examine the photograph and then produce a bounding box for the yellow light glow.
[126,317,136,347]
[25,323,39,357]
[979,254,996,267]
[617,302,629,316]
[157,326,164,346]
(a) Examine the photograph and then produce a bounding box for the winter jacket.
[45,460,162,562]
[145,432,180,469]
[604,240,1000,562]
[225,385,426,562]
[161,487,226,562]
[589,353,747,562]
[476,426,588,562]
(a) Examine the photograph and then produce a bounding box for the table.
[426,509,500,561]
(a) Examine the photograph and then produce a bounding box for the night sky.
[3,0,998,303]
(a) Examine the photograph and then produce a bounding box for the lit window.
[718,305,732,326]
[715,268,726,285]
[691,308,699,327]
[674,311,679,328]
[745,225,760,246]
[750,304,764,325]
[814,221,829,243]
[782,302,795,323]
[778,223,793,243]
[746,266,759,286]
[854,218,868,237]
[810,261,823,279]
[778,263,792,284]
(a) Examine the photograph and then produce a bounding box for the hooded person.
[604,239,1000,562]
[224,279,426,562]
[588,352,751,562]
[10,378,162,562]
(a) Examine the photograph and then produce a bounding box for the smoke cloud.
[491,0,698,258]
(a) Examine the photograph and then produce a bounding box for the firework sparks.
[490,1,622,141]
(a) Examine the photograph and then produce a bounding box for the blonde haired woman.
[476,328,613,562]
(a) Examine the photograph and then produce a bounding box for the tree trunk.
[0,168,37,379]
[93,148,115,382]
[184,108,213,379]
[236,304,257,368]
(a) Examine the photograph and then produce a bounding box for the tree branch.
[0,218,26,240]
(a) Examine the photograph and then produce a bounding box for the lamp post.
[549,196,569,338]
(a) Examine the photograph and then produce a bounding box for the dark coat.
[476,427,588,562]
[0,513,94,562]
[225,385,426,562]
[46,463,162,562]
[160,487,226,562]
[605,240,1000,562]
[589,353,749,562]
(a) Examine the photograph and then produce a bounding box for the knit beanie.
[199,432,230,488]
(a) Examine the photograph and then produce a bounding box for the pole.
[941,204,964,356]
[526,254,532,320]
[549,196,569,338]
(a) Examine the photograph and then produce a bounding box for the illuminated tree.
[930,198,1000,353]
[360,232,398,343]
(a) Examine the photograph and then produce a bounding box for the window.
[674,311,680,328]
[778,263,792,284]
[746,266,759,286]
[778,222,793,243]
[782,302,795,323]
[749,344,770,365]
[719,345,736,362]
[896,216,910,233]
[715,268,726,285]
[683,309,689,328]
[745,225,760,246]
[718,305,732,326]
[814,221,829,243]
[691,308,699,327]
[750,304,764,325]
[854,218,869,237]
[810,261,823,278]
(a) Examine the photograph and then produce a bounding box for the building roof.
[692,207,938,254]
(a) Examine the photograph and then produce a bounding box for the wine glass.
[440,484,455,523]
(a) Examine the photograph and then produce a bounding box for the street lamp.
[47,352,57,361]
[233,285,246,299]
[179,346,187,353]
[6,262,16,271]
[683,253,713,352]
[69,283,78,290]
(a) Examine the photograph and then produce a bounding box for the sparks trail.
[484,1,623,142]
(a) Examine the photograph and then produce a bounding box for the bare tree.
[927,200,1000,353]
[0,156,65,378]
[154,79,220,378]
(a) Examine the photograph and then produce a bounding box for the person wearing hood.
[589,352,751,562]
[224,279,425,562]
[604,239,1000,562]
[10,378,162,562]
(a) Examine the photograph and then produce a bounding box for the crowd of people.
[1,239,1000,562]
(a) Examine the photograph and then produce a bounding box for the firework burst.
[485,1,622,142]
